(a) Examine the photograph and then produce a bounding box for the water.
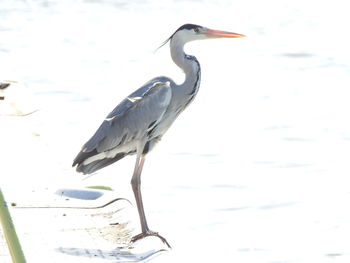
[1,0,350,262]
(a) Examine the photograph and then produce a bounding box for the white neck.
[169,36,200,89]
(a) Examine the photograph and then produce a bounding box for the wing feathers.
[72,79,172,173]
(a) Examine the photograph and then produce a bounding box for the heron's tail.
[72,151,126,174]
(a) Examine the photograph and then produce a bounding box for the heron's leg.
[130,154,171,248]
[131,154,149,233]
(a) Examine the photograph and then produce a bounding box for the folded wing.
[73,78,172,174]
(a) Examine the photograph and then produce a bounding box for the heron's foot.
[131,230,171,249]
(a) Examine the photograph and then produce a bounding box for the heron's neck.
[170,39,201,89]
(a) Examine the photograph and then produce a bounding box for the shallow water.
[1,0,350,262]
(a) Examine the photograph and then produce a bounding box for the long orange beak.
[205,29,246,38]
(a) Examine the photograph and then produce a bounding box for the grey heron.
[73,24,245,248]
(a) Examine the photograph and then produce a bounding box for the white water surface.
[1,0,350,262]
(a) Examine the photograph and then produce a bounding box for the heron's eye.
[194,28,200,33]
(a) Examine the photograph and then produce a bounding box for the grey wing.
[72,78,172,173]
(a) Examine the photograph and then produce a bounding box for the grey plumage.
[73,78,173,174]
[72,24,245,247]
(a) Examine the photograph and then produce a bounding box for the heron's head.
[159,24,245,48]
